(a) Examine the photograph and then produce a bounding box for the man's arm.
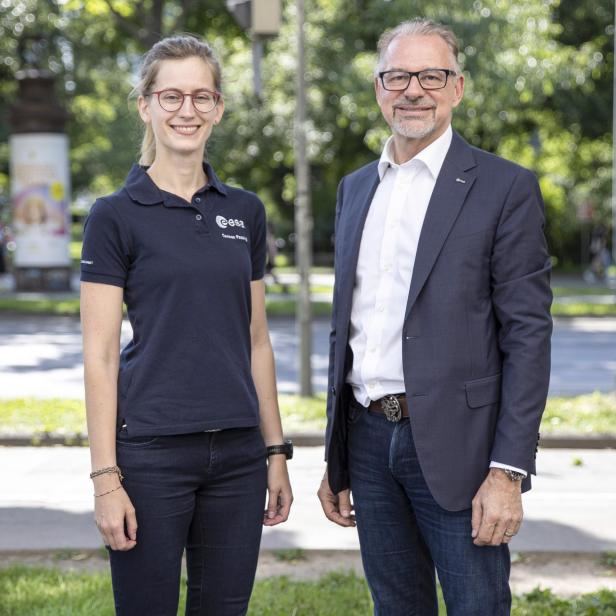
[472,167,552,546]
[318,176,356,528]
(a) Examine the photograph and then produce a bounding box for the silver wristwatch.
[503,469,525,482]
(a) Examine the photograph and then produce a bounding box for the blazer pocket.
[440,227,492,256]
[465,373,502,408]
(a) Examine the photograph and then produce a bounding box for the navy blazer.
[325,130,553,511]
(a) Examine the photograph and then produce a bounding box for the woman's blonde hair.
[132,34,222,165]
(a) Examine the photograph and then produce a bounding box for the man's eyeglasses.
[147,88,222,113]
[378,69,457,91]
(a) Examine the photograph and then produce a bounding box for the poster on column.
[10,133,71,267]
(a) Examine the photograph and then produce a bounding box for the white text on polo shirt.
[222,233,248,242]
[216,215,245,229]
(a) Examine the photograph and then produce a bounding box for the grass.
[551,302,616,317]
[2,295,613,318]
[272,548,308,562]
[542,393,616,435]
[552,286,615,296]
[1,566,616,615]
[0,297,333,318]
[1,393,615,441]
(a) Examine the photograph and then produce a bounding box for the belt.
[368,394,409,422]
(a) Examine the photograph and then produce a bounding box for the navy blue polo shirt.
[80,162,267,436]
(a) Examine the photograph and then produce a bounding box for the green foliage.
[272,548,307,562]
[1,566,616,615]
[0,0,613,263]
[599,551,616,568]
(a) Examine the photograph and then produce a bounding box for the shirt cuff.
[490,461,528,477]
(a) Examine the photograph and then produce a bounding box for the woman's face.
[138,56,224,160]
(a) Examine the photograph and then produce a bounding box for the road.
[0,315,614,399]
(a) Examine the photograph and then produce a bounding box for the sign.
[10,133,71,267]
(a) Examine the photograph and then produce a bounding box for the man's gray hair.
[375,18,461,75]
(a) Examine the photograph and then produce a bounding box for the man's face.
[375,34,464,148]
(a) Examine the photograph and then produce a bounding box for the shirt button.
[377,305,385,312]
[383,264,391,272]
[194,197,201,203]
[195,214,203,221]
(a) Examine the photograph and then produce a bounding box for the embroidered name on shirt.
[216,215,245,229]
[222,233,248,242]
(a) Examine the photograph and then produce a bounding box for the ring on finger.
[504,531,516,537]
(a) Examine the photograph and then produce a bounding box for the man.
[317,18,552,616]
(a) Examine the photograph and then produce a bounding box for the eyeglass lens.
[158,89,218,112]
[382,70,449,90]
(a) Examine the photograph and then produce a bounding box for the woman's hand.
[93,475,138,550]
[263,455,293,526]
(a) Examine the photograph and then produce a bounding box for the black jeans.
[109,427,267,615]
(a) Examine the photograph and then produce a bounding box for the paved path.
[0,315,614,398]
[1,446,615,553]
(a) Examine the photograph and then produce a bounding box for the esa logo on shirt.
[216,215,245,229]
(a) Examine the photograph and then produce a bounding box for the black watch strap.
[266,440,293,460]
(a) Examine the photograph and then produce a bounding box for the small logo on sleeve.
[81,259,94,265]
[216,215,245,229]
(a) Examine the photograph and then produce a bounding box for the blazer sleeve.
[489,168,553,474]
[324,176,345,461]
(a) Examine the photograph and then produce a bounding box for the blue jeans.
[347,399,511,616]
[108,427,267,616]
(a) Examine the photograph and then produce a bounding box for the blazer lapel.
[337,163,380,333]
[404,132,477,322]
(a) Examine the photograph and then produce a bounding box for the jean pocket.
[115,430,160,448]
[347,400,367,425]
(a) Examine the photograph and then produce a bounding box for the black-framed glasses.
[378,69,457,91]
[148,88,222,113]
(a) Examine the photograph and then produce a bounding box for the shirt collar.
[377,125,453,181]
[125,161,228,206]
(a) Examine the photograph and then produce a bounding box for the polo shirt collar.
[125,161,228,206]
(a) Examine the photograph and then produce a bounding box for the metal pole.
[252,35,263,99]
[612,0,616,265]
[294,0,313,396]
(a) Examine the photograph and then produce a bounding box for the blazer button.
[331,386,336,395]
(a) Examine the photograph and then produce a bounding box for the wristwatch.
[266,439,293,460]
[503,469,525,482]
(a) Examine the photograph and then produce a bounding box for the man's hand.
[471,468,523,546]
[317,469,356,527]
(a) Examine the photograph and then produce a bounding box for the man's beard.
[390,96,436,139]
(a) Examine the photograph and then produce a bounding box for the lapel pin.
[455,177,466,184]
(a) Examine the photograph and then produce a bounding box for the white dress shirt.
[346,125,526,477]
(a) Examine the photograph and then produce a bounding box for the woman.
[81,35,293,615]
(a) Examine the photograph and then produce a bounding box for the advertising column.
[9,70,71,291]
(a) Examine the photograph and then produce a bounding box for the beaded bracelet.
[90,465,124,481]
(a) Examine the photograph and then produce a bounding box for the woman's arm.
[81,281,137,550]
[250,279,293,526]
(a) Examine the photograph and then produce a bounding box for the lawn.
[1,393,615,441]
[1,566,615,616]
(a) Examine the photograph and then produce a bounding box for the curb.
[0,432,615,449]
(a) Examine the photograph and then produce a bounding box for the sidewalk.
[1,445,615,554]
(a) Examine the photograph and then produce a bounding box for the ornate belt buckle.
[381,395,402,422]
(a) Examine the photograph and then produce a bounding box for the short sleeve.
[80,198,130,288]
[250,197,267,281]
